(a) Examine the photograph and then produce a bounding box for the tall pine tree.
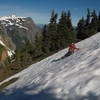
[97,12,100,32]
[77,17,87,40]
[46,10,58,51]
[90,10,98,34]
[41,25,50,53]
[86,8,91,26]
[57,11,75,48]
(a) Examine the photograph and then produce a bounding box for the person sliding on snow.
[68,43,80,53]
[52,43,80,62]
[65,43,80,57]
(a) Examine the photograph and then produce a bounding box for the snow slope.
[1,33,100,100]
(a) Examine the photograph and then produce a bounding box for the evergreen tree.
[57,11,76,48]
[57,11,68,48]
[98,12,100,21]
[91,10,98,23]
[41,25,50,54]
[14,47,32,69]
[67,10,76,43]
[97,12,100,32]
[67,10,73,31]
[77,17,87,40]
[46,10,58,51]
[86,8,91,26]
[77,9,99,40]
[90,10,98,33]
[33,34,43,58]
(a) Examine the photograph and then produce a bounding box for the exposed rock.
[0,15,42,47]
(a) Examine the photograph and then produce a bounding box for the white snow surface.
[1,33,100,100]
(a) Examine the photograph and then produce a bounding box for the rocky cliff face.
[0,22,15,63]
[0,15,42,63]
[0,24,15,50]
[0,47,8,63]
[0,15,41,47]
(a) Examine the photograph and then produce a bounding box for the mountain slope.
[1,32,100,100]
[0,15,41,47]
[0,39,14,63]
[0,39,14,58]
[0,24,15,63]
[0,24,15,50]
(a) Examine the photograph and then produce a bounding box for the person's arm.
[76,48,80,50]
[73,44,80,50]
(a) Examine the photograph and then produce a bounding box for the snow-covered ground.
[1,33,100,100]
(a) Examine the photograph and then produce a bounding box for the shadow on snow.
[0,87,62,100]
[0,86,100,100]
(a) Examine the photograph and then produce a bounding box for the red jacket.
[69,44,79,52]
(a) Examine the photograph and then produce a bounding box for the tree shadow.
[68,92,100,100]
[0,87,62,100]
[0,86,100,100]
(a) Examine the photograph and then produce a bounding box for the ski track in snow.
[1,33,100,100]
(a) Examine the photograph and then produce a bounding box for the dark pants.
[65,51,73,57]
[51,51,73,62]
[61,51,73,59]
